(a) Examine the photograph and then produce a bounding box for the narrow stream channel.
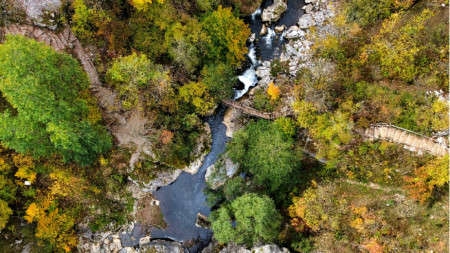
[149,1,305,252]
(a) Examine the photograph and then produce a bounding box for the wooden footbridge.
[221,99,294,120]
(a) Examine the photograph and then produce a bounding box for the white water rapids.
[235,43,260,99]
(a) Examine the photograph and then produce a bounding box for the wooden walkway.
[363,124,449,156]
[221,99,294,120]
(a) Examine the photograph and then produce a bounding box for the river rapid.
[149,1,305,252]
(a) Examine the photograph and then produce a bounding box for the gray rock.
[284,26,306,39]
[261,0,288,22]
[119,247,137,253]
[303,4,313,13]
[222,107,244,138]
[16,0,61,30]
[260,24,268,36]
[285,44,300,57]
[139,236,151,246]
[218,244,290,253]
[139,240,184,253]
[205,154,239,189]
[298,13,316,29]
[275,25,286,33]
[313,11,325,26]
[255,61,271,78]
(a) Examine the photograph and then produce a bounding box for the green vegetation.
[0,35,111,166]
[227,120,299,192]
[211,193,282,246]
[0,0,448,252]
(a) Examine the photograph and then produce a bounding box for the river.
[149,1,305,252]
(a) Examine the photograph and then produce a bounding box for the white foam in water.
[235,44,260,99]
[264,27,276,46]
[251,7,262,21]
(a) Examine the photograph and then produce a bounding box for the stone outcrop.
[284,25,305,39]
[205,153,239,189]
[16,0,61,29]
[261,0,288,22]
[222,107,244,138]
[202,243,289,253]
[139,240,185,253]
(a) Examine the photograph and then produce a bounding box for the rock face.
[298,13,316,29]
[222,107,244,138]
[139,240,185,253]
[16,0,61,30]
[202,243,289,253]
[205,153,239,189]
[284,25,305,39]
[261,0,288,22]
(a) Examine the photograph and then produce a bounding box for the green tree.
[106,53,169,110]
[0,35,111,166]
[177,81,215,116]
[202,6,251,67]
[227,120,298,191]
[211,193,282,246]
[201,63,236,101]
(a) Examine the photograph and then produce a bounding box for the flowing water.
[150,107,229,252]
[234,0,305,99]
[148,1,305,252]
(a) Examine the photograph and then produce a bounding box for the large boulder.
[298,13,316,29]
[16,0,61,30]
[212,244,290,253]
[205,153,239,189]
[261,0,288,22]
[284,26,306,39]
[139,240,185,253]
[223,107,244,138]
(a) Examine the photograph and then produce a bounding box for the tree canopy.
[0,35,111,166]
[227,120,298,191]
[211,193,282,246]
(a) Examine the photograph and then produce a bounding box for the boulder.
[255,61,271,78]
[195,213,211,229]
[16,0,61,30]
[284,26,306,39]
[298,13,316,29]
[139,236,151,246]
[260,24,268,36]
[261,0,288,22]
[119,247,138,253]
[312,11,325,26]
[285,44,300,57]
[303,4,313,13]
[275,25,286,33]
[205,154,239,189]
[139,240,184,253]
[222,107,244,138]
[217,244,290,253]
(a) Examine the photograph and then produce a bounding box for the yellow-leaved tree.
[130,0,164,11]
[267,82,281,102]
